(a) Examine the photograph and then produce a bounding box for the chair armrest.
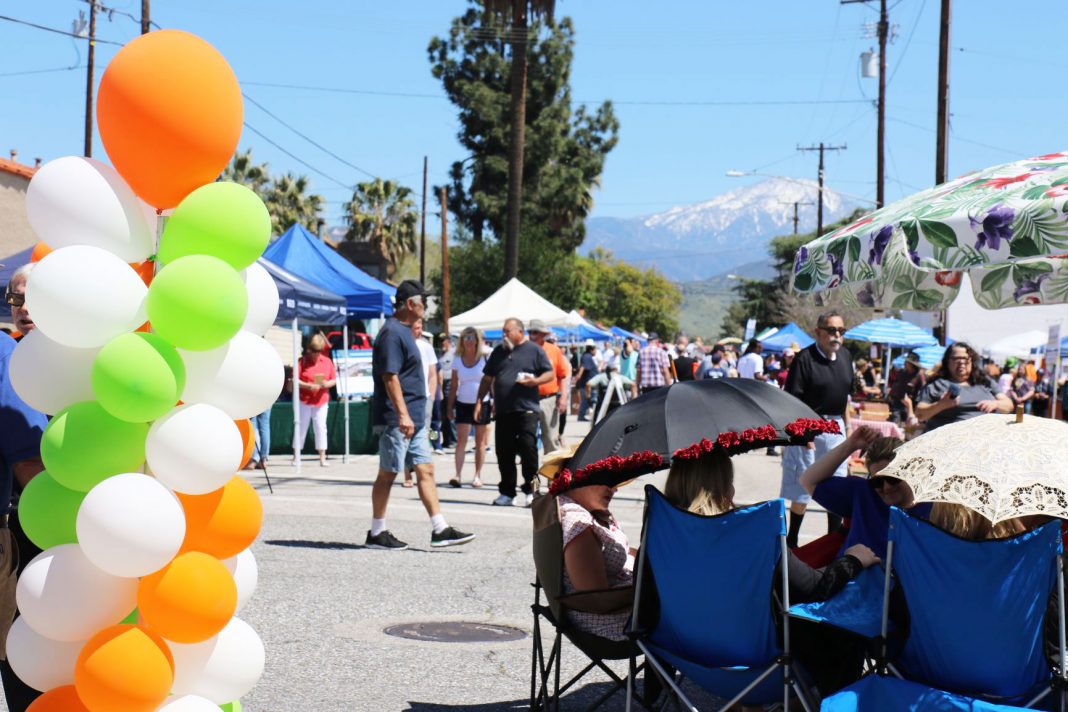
[558,586,634,615]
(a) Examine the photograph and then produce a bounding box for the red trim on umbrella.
[549,418,840,495]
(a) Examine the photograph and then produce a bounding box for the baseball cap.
[394,279,428,305]
[528,319,551,334]
[648,332,660,341]
[584,338,596,347]
[783,348,795,357]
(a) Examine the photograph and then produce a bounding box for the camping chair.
[628,485,815,712]
[530,494,646,711]
[822,507,1067,711]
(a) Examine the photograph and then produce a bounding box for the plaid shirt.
[637,343,670,388]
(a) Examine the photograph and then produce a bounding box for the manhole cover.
[384,621,526,643]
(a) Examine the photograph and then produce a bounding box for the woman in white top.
[447,327,491,488]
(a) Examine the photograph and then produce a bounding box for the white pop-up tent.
[449,278,571,333]
[983,330,1047,363]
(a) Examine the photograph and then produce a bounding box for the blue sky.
[3,1,1066,230]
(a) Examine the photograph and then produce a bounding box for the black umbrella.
[550,379,836,494]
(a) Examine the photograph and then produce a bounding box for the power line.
[886,0,926,86]
[0,13,123,45]
[242,93,377,179]
[241,122,352,191]
[886,116,1026,157]
[74,0,162,30]
[0,64,84,77]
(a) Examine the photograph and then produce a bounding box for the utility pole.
[843,0,888,207]
[797,143,847,237]
[780,200,815,235]
[84,1,97,157]
[440,187,451,337]
[504,0,528,281]
[935,0,952,184]
[141,0,151,34]
[419,156,428,285]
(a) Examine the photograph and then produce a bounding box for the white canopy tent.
[449,278,571,333]
[983,330,1047,364]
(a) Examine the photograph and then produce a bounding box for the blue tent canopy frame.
[759,322,814,353]
[263,224,396,318]
[257,258,347,326]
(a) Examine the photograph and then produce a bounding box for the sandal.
[449,478,462,488]
[471,477,483,489]
[402,479,414,488]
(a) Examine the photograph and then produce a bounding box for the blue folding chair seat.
[821,674,1034,711]
[827,507,1067,710]
[628,486,814,711]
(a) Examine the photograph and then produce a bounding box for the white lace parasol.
[878,413,1068,523]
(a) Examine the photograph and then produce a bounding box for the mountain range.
[584,178,858,283]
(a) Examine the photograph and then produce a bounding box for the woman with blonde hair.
[928,502,1026,540]
[293,333,337,467]
[447,327,491,488]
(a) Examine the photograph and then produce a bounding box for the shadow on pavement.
[406,681,631,710]
[264,539,366,550]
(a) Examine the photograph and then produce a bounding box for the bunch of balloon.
[8,30,282,712]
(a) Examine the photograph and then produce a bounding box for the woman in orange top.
[293,333,337,467]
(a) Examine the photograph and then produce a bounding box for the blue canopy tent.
[610,325,647,345]
[262,224,396,318]
[568,322,614,342]
[0,246,33,288]
[759,322,814,353]
[892,342,949,369]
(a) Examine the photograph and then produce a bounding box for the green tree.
[428,3,619,252]
[222,150,324,236]
[343,178,419,280]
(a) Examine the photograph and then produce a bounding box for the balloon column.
[10,30,282,712]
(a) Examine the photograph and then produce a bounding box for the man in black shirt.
[368,280,474,550]
[477,317,554,507]
[780,311,854,547]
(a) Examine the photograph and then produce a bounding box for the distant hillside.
[585,178,857,282]
[677,260,777,340]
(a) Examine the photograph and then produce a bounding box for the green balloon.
[220,702,242,712]
[147,255,248,351]
[92,332,186,423]
[41,401,148,492]
[120,608,139,624]
[18,471,86,549]
[158,182,271,270]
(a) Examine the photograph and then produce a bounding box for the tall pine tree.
[428,3,619,252]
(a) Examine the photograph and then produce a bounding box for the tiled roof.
[0,157,36,180]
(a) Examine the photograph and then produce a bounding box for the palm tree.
[344,178,418,280]
[481,0,556,279]
[264,173,324,237]
[222,149,269,194]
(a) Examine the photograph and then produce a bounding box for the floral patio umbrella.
[791,150,1068,310]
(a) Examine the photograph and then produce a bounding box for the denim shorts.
[376,423,433,473]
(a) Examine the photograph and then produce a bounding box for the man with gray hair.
[527,319,570,455]
[477,318,553,507]
[6,264,34,337]
[781,310,854,547]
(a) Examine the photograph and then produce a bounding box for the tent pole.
[343,322,350,464]
[292,317,301,475]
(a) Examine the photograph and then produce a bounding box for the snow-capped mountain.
[584,178,860,282]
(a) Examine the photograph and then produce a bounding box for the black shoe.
[430,526,476,548]
[365,530,408,550]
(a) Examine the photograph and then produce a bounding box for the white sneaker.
[524,493,536,507]
[492,494,514,506]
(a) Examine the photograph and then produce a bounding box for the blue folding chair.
[823,507,1067,711]
[627,485,815,712]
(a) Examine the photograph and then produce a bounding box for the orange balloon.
[74,625,173,712]
[138,551,237,643]
[96,30,242,209]
[131,260,155,287]
[27,685,91,712]
[29,242,53,263]
[178,476,263,559]
[236,419,254,469]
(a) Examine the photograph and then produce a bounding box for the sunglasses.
[820,326,846,336]
[5,292,24,308]
[462,335,477,341]
[867,475,902,490]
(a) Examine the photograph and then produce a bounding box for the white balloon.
[16,544,137,641]
[5,617,83,692]
[26,246,148,348]
[76,473,186,577]
[156,694,222,711]
[25,156,155,262]
[147,404,243,494]
[222,549,258,613]
[168,618,265,703]
[9,328,99,415]
[180,332,285,419]
[241,262,279,337]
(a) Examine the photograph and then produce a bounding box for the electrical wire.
[241,122,352,191]
[0,64,84,77]
[886,0,926,86]
[75,0,163,30]
[0,13,124,45]
[242,93,378,179]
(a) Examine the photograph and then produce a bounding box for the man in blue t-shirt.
[368,280,474,551]
[799,426,931,560]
